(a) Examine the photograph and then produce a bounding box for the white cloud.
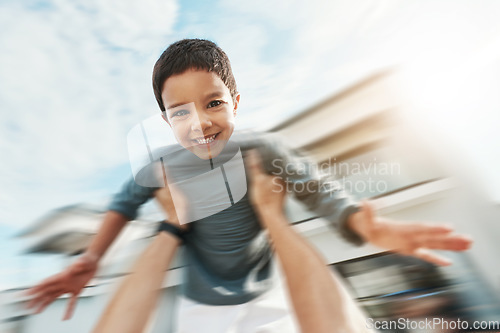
[0,0,178,227]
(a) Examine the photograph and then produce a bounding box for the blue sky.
[1,0,500,290]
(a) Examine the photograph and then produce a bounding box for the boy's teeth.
[196,134,216,144]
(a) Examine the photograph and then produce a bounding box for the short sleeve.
[254,135,365,246]
[108,177,157,220]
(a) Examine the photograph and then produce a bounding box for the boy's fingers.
[27,292,47,309]
[27,297,41,310]
[420,234,473,251]
[412,248,452,266]
[33,288,64,314]
[35,294,58,314]
[25,275,61,295]
[414,224,454,241]
[26,284,54,300]
[27,285,63,308]
[63,294,78,320]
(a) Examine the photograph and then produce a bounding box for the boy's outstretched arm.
[25,210,129,320]
[347,204,473,266]
[25,172,158,319]
[256,135,472,265]
[246,150,371,333]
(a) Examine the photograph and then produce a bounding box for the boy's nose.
[190,111,212,133]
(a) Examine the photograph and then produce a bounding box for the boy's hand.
[348,202,473,266]
[25,252,99,320]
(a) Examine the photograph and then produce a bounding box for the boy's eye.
[172,109,189,118]
[207,100,223,108]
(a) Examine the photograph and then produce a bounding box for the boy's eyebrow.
[166,91,226,110]
[204,91,225,100]
[166,101,191,110]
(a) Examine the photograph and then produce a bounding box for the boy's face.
[161,69,239,160]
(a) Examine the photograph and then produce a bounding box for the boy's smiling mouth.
[192,132,220,145]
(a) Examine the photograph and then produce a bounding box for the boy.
[27,39,472,332]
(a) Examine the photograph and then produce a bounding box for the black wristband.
[157,220,185,242]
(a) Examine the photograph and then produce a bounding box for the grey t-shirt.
[108,131,362,305]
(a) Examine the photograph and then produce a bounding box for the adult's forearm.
[93,231,180,332]
[85,210,129,261]
[257,207,370,333]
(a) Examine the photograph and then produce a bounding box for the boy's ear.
[233,93,241,117]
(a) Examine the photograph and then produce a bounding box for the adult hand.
[349,202,473,266]
[25,252,99,320]
[245,150,287,217]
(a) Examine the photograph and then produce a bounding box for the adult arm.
[92,228,181,333]
[246,150,370,333]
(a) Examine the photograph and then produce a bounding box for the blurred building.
[1,69,499,333]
